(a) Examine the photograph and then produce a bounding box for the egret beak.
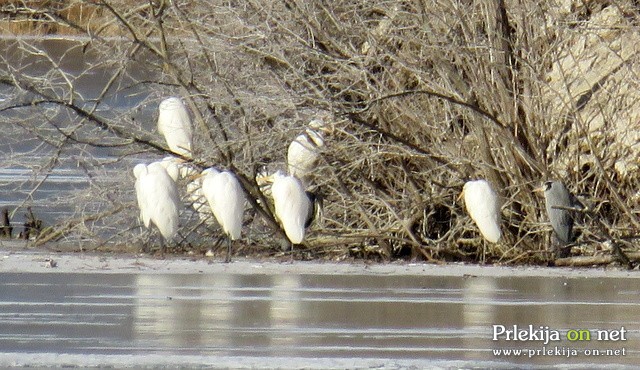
[533,186,545,194]
[456,189,464,202]
[318,123,335,135]
[186,172,205,182]
[255,173,275,187]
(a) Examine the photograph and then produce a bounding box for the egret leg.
[289,243,295,263]
[140,235,149,254]
[225,236,232,263]
[139,227,150,254]
[159,236,166,258]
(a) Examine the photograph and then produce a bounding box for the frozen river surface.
[0,250,638,368]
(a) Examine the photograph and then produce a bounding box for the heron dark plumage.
[304,190,323,228]
[538,180,579,258]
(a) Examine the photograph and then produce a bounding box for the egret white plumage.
[186,177,213,224]
[287,118,329,186]
[133,161,181,254]
[157,97,193,159]
[159,156,210,224]
[460,179,502,243]
[269,171,312,245]
[535,180,578,258]
[201,168,246,262]
[158,156,181,182]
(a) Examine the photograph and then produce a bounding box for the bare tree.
[1,0,639,265]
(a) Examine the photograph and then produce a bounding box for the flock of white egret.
[133,97,326,260]
[134,97,576,261]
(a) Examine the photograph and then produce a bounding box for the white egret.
[270,171,312,245]
[158,156,181,182]
[133,161,181,254]
[186,177,213,224]
[159,157,210,223]
[157,97,193,159]
[159,155,199,181]
[535,180,580,258]
[201,168,246,262]
[287,118,330,186]
[460,179,502,243]
[158,156,212,224]
[133,163,151,227]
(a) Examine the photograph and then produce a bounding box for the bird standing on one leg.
[200,168,246,262]
[269,171,312,246]
[133,161,181,255]
[459,179,502,262]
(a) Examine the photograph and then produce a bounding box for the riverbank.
[1,244,637,278]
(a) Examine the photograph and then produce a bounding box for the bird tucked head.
[158,96,186,111]
[308,117,335,135]
[201,167,220,177]
[133,163,147,179]
[256,170,288,186]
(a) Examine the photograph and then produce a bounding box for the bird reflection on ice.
[462,276,498,359]
[133,274,237,351]
[132,273,305,354]
[268,274,302,351]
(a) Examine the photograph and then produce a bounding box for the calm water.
[0,272,637,368]
[0,38,155,226]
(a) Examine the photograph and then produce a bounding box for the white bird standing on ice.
[460,179,502,243]
[200,168,246,262]
[133,161,181,254]
[287,118,330,186]
[269,171,312,245]
[157,97,193,159]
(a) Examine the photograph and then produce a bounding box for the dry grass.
[1,0,640,266]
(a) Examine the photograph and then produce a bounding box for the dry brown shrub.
[1,0,639,265]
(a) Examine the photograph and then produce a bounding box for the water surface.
[0,272,637,368]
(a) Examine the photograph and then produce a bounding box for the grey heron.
[536,180,580,258]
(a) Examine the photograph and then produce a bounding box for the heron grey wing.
[570,193,585,210]
[557,210,574,244]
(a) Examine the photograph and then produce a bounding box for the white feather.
[462,179,502,243]
[287,128,324,183]
[157,97,193,158]
[201,169,246,240]
[158,156,180,182]
[271,171,311,244]
[133,163,150,227]
[133,161,181,241]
